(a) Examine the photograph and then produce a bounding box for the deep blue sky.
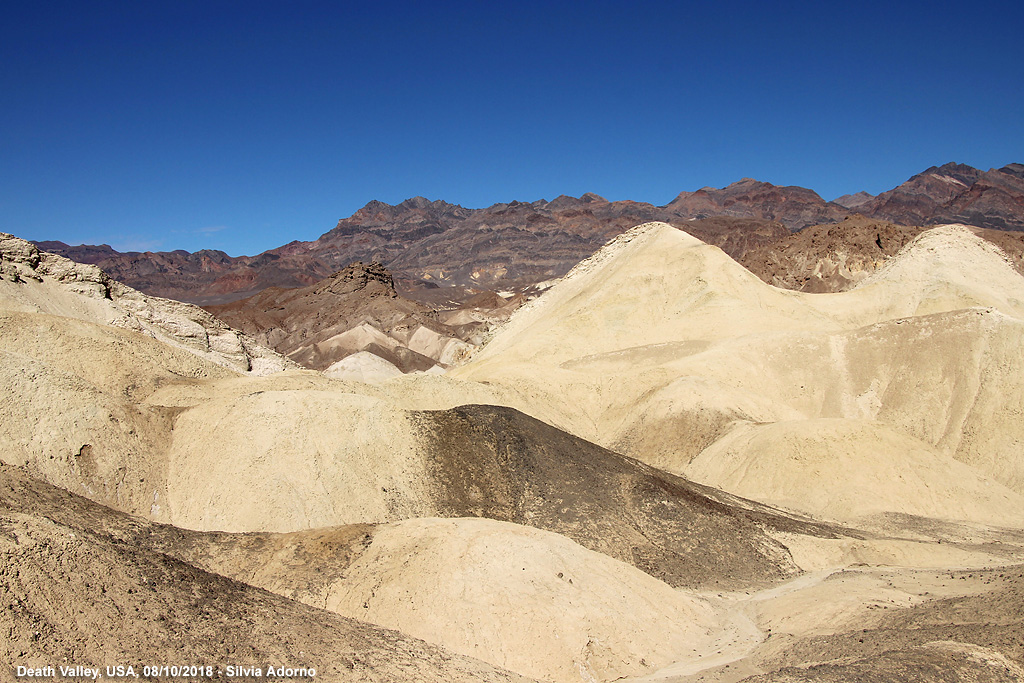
[2,1,1022,255]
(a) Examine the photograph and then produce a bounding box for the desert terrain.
[4,212,1024,682]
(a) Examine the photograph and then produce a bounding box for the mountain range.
[35,162,1024,305]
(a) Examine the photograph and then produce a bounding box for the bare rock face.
[313,260,395,297]
[34,198,795,304]
[739,216,920,292]
[833,190,874,209]
[32,161,1024,311]
[0,234,291,375]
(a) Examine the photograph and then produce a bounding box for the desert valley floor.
[2,222,1024,682]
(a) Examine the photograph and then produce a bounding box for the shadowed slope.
[414,405,845,590]
[740,566,1024,682]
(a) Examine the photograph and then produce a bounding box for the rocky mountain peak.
[398,196,435,210]
[357,199,392,214]
[315,260,396,297]
[545,195,584,210]
[998,162,1024,179]
[833,191,874,209]
[917,162,982,186]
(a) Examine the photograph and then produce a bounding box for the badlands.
[3,223,1024,682]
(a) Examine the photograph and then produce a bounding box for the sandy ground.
[627,558,1024,682]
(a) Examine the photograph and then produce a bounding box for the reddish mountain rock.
[35,163,1024,306]
[667,178,848,228]
[863,162,1024,231]
[741,214,1024,292]
[833,191,874,209]
[40,198,787,304]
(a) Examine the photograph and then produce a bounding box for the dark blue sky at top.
[2,1,1022,255]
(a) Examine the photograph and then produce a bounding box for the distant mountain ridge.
[35,162,1024,303]
[861,162,1024,230]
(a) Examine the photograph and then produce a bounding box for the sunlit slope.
[322,517,727,683]
[0,310,239,520]
[0,292,833,592]
[452,223,1024,524]
[462,223,836,367]
[157,385,832,592]
[461,222,1024,370]
[685,418,1024,527]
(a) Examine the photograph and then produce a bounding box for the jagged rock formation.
[739,215,922,292]
[34,203,787,303]
[34,163,1024,308]
[0,233,290,375]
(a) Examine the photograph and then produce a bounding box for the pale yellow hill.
[684,418,1024,527]
[323,349,405,382]
[612,308,1024,495]
[323,517,728,683]
[165,388,434,531]
[462,223,836,368]
[461,223,1024,371]
[0,311,239,520]
[8,223,1024,535]
[451,223,1024,526]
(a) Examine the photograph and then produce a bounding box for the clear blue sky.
[2,1,1022,255]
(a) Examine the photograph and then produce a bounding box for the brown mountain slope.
[414,404,846,590]
[667,178,848,228]
[35,198,789,304]
[740,216,922,292]
[204,261,471,372]
[832,190,874,209]
[201,220,784,372]
[863,162,1024,231]
[740,215,1024,292]
[34,163,1024,306]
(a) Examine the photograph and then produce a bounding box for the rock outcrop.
[1,234,291,375]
